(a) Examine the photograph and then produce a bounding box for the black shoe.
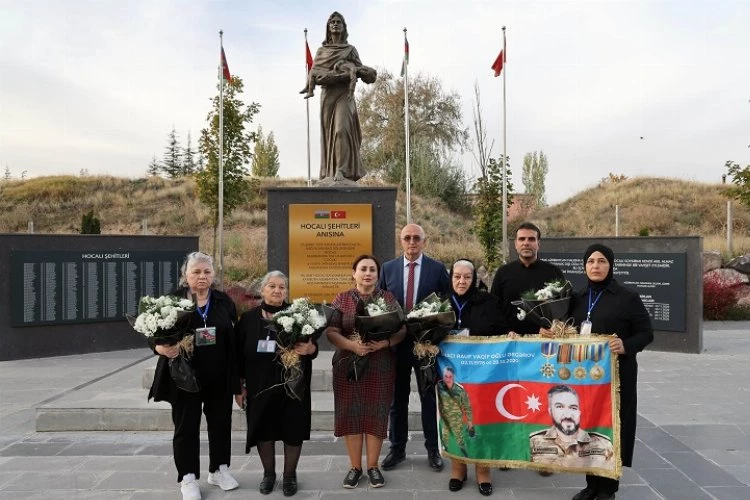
[342,467,362,489]
[595,494,615,500]
[428,449,444,471]
[572,487,597,500]
[282,475,297,496]
[381,449,406,470]
[448,475,466,492]
[259,473,276,494]
[478,482,493,496]
[367,467,385,488]
[539,470,554,477]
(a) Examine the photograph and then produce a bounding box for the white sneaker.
[181,473,201,500]
[208,464,239,491]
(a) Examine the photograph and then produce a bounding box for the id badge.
[195,326,217,346]
[580,320,592,336]
[257,339,277,353]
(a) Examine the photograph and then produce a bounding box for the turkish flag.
[491,48,505,77]
[305,40,314,73]
[331,210,346,219]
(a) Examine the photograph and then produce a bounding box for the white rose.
[301,324,315,336]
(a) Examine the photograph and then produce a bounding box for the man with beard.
[490,222,565,335]
[530,385,614,469]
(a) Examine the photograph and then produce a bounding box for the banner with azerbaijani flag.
[436,336,621,479]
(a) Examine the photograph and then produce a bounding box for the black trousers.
[171,386,233,482]
[387,340,438,452]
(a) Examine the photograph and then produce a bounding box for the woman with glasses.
[148,251,241,500]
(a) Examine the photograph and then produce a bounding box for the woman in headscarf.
[301,11,376,182]
[443,259,510,496]
[569,244,653,500]
[235,271,317,496]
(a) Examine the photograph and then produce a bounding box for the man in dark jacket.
[378,223,450,472]
[491,221,565,336]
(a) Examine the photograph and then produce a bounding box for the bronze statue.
[301,12,376,183]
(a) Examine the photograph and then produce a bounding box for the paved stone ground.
[1,322,749,499]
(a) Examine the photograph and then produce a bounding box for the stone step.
[140,350,420,392]
[37,352,427,432]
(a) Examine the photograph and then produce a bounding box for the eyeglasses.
[402,235,422,242]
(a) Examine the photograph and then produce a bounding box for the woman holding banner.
[568,244,653,500]
[444,259,510,496]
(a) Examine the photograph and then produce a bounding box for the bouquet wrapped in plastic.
[347,297,404,381]
[406,293,455,396]
[127,295,199,393]
[511,280,577,336]
[267,298,330,400]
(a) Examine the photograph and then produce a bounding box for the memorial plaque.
[542,252,687,332]
[10,250,186,326]
[288,203,372,303]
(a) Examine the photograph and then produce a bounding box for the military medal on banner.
[557,343,572,380]
[589,343,605,380]
[573,343,588,380]
[540,342,558,378]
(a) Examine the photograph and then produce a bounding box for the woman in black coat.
[235,271,317,496]
[148,251,241,500]
[569,244,653,500]
[446,259,510,496]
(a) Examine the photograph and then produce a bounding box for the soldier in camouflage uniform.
[529,385,614,469]
[437,367,474,457]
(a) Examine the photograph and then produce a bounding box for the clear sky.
[1,0,749,204]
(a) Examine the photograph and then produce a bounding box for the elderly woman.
[301,11,376,182]
[235,271,317,496]
[148,251,240,500]
[326,254,406,489]
[569,244,653,500]
[444,259,509,496]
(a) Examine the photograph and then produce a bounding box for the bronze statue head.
[324,11,348,45]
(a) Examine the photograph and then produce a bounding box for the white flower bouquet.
[126,294,199,393]
[354,296,404,343]
[512,280,573,330]
[268,298,330,400]
[405,293,455,395]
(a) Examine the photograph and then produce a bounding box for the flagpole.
[403,27,411,224]
[501,26,508,264]
[305,28,312,187]
[218,30,225,289]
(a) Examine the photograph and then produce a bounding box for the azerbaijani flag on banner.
[437,336,621,479]
[305,40,314,73]
[221,47,231,82]
[400,35,409,77]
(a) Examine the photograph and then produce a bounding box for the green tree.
[183,131,198,175]
[196,76,260,233]
[162,126,183,178]
[473,156,513,270]
[725,160,750,207]
[251,126,280,177]
[522,151,548,208]
[358,69,468,187]
[146,155,161,177]
[80,211,101,234]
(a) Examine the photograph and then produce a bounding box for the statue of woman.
[301,12,376,183]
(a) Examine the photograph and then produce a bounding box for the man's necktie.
[405,261,416,311]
